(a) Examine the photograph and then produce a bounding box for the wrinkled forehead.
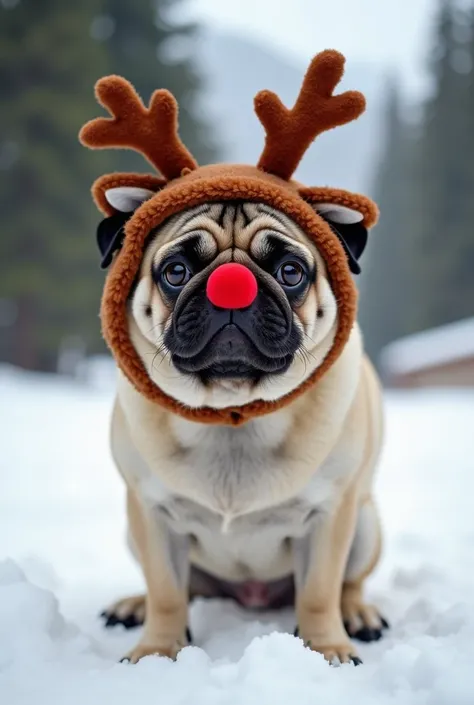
[140,201,327,274]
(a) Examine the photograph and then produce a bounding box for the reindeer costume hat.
[80,49,378,425]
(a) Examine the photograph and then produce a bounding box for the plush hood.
[79,49,378,425]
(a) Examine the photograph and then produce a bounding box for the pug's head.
[82,50,378,422]
[99,189,369,409]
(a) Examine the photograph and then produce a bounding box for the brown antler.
[79,76,197,180]
[254,50,366,181]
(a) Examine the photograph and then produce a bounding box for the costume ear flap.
[97,187,155,269]
[97,211,133,270]
[92,179,162,269]
[313,203,368,275]
[97,188,155,269]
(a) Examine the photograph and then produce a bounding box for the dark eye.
[276,261,304,287]
[163,262,192,287]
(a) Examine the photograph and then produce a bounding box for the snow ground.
[1,365,474,704]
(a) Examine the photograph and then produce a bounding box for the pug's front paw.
[295,627,362,665]
[121,633,189,664]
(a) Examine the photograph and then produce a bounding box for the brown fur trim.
[92,173,167,216]
[99,169,369,425]
[255,50,365,180]
[299,186,379,228]
[79,76,197,179]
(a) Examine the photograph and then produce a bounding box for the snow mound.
[1,557,474,705]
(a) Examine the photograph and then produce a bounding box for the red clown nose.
[206,263,258,309]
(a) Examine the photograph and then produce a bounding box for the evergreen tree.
[0,0,110,371]
[102,0,217,171]
[361,0,474,367]
[409,0,474,332]
[358,78,415,364]
[0,0,217,372]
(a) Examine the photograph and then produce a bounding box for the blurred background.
[2,4,474,690]
[1,0,473,388]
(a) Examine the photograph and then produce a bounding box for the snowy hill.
[197,31,385,193]
[1,365,474,703]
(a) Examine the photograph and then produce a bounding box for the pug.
[99,195,386,666]
[79,48,387,665]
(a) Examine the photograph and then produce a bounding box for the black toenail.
[351,656,363,666]
[102,611,143,630]
[381,617,390,629]
[353,626,382,643]
[355,626,372,642]
[122,614,141,630]
[186,626,193,643]
[293,626,299,637]
[105,614,120,628]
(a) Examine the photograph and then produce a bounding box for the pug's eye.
[276,261,305,287]
[163,262,192,287]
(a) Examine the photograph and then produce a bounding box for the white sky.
[188,0,436,95]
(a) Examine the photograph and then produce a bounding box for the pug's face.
[101,191,367,409]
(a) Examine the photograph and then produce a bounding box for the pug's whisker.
[145,339,171,373]
[152,348,172,373]
[306,349,318,364]
[296,345,321,375]
[301,338,319,361]
[297,348,316,375]
[146,318,168,336]
[155,343,170,359]
[295,350,308,375]
[303,331,318,347]
[151,351,162,372]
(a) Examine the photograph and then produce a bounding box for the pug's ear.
[313,203,368,275]
[299,187,378,275]
[96,186,155,270]
[96,211,132,270]
[90,173,165,269]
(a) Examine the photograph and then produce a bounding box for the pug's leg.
[293,487,361,665]
[341,497,389,642]
[123,489,190,664]
[101,564,234,633]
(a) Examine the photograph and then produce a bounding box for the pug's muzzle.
[163,262,302,384]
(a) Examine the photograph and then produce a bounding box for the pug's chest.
[137,416,339,537]
[155,486,316,538]
[141,431,343,581]
[157,492,316,581]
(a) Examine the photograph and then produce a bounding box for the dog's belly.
[189,565,295,609]
[156,494,317,582]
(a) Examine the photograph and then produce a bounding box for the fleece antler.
[254,50,366,181]
[79,76,198,180]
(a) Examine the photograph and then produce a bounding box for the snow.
[1,365,474,704]
[380,316,474,376]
